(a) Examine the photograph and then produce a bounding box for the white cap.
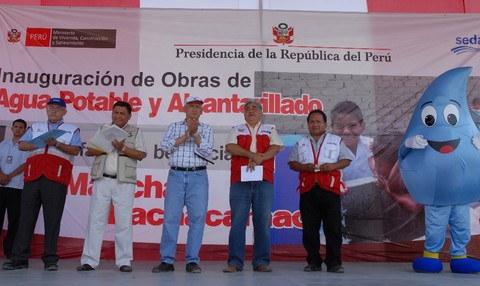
[185,96,204,105]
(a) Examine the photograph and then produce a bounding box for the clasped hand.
[112,139,125,151]
[185,117,199,138]
[0,173,9,185]
[307,163,333,172]
[45,137,59,147]
[247,153,264,171]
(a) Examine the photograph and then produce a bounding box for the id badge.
[6,155,13,164]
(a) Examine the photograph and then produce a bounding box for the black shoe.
[77,264,95,271]
[2,260,28,270]
[304,264,321,272]
[152,262,174,273]
[44,263,58,271]
[119,265,132,272]
[327,265,344,273]
[186,262,202,273]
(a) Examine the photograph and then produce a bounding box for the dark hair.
[12,118,27,129]
[113,101,132,114]
[330,100,364,123]
[307,109,327,123]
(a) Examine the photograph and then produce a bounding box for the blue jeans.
[160,169,209,264]
[227,180,273,269]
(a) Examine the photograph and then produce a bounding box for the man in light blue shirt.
[0,119,27,259]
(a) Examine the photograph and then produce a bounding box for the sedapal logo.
[7,29,21,43]
[451,34,480,55]
[273,23,294,45]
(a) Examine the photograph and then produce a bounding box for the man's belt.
[171,166,207,172]
[103,173,117,179]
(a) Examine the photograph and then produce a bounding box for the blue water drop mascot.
[399,67,480,273]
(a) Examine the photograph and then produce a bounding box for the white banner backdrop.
[2,6,480,253]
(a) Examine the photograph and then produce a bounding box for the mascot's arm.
[472,135,480,150]
[405,135,428,149]
[399,135,427,159]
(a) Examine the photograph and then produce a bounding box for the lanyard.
[246,123,260,151]
[309,135,326,165]
[246,123,260,136]
[48,121,64,131]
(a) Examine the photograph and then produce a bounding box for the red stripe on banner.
[41,0,140,7]
[465,0,480,12]
[367,0,465,13]
[0,0,41,4]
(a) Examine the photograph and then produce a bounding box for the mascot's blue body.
[399,67,480,273]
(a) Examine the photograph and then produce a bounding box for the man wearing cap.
[223,99,284,273]
[2,97,82,271]
[152,96,213,274]
[77,101,147,273]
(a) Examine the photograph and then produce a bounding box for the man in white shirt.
[0,119,27,259]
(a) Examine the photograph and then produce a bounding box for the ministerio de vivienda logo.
[451,34,480,54]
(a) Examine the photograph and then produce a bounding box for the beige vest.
[90,124,139,184]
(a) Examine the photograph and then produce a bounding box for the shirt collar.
[307,132,326,143]
[48,119,64,128]
[181,119,201,125]
[246,121,261,131]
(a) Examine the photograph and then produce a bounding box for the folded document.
[88,125,129,153]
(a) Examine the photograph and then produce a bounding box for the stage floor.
[1,259,479,286]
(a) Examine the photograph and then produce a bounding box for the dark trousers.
[11,176,67,265]
[300,184,342,269]
[0,187,22,258]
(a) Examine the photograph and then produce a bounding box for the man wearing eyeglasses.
[2,97,82,271]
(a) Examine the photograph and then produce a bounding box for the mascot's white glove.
[473,135,480,150]
[405,135,428,149]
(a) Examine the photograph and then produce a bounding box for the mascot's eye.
[443,104,459,126]
[421,105,437,127]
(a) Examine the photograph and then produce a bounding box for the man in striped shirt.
[152,96,214,274]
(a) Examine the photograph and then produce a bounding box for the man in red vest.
[288,109,353,273]
[2,98,82,271]
[223,99,284,273]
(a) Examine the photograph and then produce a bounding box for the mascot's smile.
[427,138,460,154]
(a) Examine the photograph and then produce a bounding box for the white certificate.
[240,165,263,182]
[88,125,129,153]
